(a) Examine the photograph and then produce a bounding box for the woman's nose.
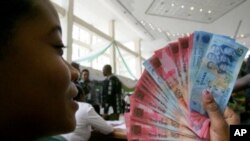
[64,60,80,81]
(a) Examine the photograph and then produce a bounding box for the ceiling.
[146,0,246,23]
[79,0,250,58]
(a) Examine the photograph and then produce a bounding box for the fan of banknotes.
[125,31,249,141]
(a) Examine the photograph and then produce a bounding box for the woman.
[0,0,239,140]
[0,0,79,140]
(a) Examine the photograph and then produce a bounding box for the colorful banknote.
[126,118,200,141]
[168,42,183,86]
[178,35,193,102]
[125,31,248,141]
[125,112,169,141]
[131,88,177,122]
[189,34,248,115]
[188,31,213,95]
[138,71,180,116]
[131,89,169,117]
[153,49,188,113]
[143,56,187,116]
[188,33,248,138]
[129,98,196,137]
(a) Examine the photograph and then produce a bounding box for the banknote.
[149,44,208,139]
[143,56,184,114]
[126,118,200,141]
[139,71,173,107]
[154,44,183,89]
[189,34,248,115]
[188,105,210,138]
[143,56,187,117]
[168,42,183,86]
[153,49,188,112]
[126,31,248,141]
[188,32,234,91]
[131,89,176,121]
[188,35,248,138]
[138,70,180,116]
[178,36,193,103]
[188,31,213,93]
[129,98,196,137]
[125,113,169,141]
[131,88,169,117]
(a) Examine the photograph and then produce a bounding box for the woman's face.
[0,0,78,137]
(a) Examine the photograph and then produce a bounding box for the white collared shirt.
[63,103,113,141]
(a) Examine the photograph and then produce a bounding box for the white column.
[109,20,116,74]
[65,0,74,62]
[135,39,142,78]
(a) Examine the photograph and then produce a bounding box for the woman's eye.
[54,44,66,56]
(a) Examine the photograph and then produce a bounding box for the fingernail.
[202,89,212,99]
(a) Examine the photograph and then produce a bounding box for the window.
[50,0,145,79]
[72,43,91,67]
[79,29,91,44]
[123,41,135,52]
[90,39,112,70]
[73,25,80,41]
[116,47,137,79]
[92,55,111,71]
[73,24,91,44]
[92,35,107,46]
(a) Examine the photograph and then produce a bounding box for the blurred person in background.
[63,86,113,141]
[71,62,84,102]
[101,64,122,120]
[81,69,101,114]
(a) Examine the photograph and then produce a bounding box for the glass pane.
[79,28,91,44]
[92,35,108,46]
[74,0,109,35]
[122,41,135,52]
[73,24,91,45]
[116,47,137,79]
[90,40,112,70]
[72,43,91,67]
[92,55,111,71]
[91,35,111,56]
[73,25,80,40]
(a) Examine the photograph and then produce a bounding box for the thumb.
[202,90,226,126]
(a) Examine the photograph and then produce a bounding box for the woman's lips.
[71,99,79,111]
[69,82,79,111]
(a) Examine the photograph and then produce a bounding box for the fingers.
[202,90,227,126]
[224,107,240,125]
[202,90,230,141]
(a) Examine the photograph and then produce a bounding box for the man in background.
[81,69,100,114]
[101,64,122,120]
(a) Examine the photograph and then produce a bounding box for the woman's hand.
[203,90,240,141]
